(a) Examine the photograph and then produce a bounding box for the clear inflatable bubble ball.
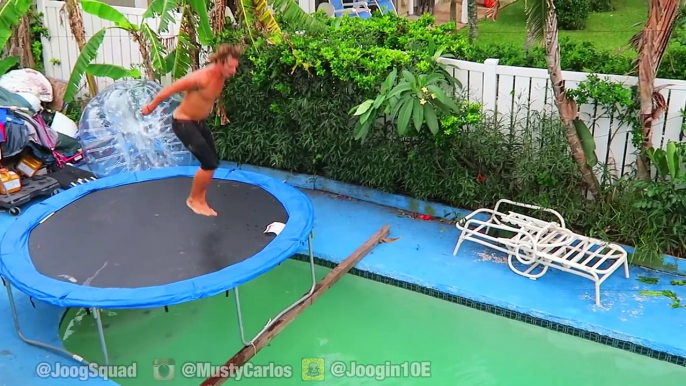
[78,79,198,178]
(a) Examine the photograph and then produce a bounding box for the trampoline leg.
[233,232,318,346]
[93,308,110,365]
[3,279,89,365]
[233,287,250,347]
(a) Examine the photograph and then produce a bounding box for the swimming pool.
[60,258,686,385]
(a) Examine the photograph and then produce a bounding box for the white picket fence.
[37,0,183,91]
[37,0,686,179]
[439,58,686,177]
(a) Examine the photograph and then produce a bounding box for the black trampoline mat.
[28,177,289,288]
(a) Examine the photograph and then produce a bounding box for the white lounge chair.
[453,199,630,306]
[317,0,373,18]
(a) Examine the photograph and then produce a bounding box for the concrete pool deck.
[1,163,686,385]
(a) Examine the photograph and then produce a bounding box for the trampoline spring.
[29,297,35,308]
[164,305,169,313]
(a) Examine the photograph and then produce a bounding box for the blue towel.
[0,108,24,126]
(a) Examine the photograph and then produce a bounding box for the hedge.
[191,13,686,268]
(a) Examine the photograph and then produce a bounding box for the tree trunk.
[634,0,678,181]
[64,0,98,98]
[132,32,156,80]
[450,0,457,23]
[7,15,35,68]
[524,27,535,51]
[181,11,200,71]
[212,0,230,125]
[213,0,226,34]
[543,0,600,198]
[468,0,478,42]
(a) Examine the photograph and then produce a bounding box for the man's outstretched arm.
[142,75,201,114]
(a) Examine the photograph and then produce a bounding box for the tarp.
[0,86,35,113]
[0,68,53,103]
[27,133,82,163]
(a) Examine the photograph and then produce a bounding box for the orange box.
[16,153,43,177]
[0,168,21,194]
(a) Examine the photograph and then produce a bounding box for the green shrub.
[590,0,613,12]
[218,60,585,214]
[554,0,592,30]
[214,21,586,225]
[206,13,686,262]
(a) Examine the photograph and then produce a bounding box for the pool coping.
[214,161,686,368]
[221,161,686,276]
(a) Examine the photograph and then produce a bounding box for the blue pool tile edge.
[221,161,686,277]
[216,161,686,365]
[285,250,686,372]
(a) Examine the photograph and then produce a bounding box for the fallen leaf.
[380,236,402,243]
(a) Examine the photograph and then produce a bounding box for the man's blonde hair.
[208,44,243,64]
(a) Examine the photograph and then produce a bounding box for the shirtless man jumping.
[141,44,241,216]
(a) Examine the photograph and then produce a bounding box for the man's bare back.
[141,44,241,217]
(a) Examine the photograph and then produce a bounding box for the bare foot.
[186,198,216,216]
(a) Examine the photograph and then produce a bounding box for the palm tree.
[62,0,188,104]
[6,13,34,69]
[525,0,600,198]
[62,0,324,96]
[630,0,681,181]
[0,0,33,75]
[212,0,227,34]
[63,0,99,98]
[468,0,478,41]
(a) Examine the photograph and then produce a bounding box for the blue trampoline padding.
[0,166,315,309]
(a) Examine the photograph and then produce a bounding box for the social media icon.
[301,358,325,381]
[153,358,176,381]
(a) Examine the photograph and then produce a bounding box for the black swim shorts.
[171,118,219,171]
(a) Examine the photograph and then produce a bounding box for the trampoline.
[0,166,316,366]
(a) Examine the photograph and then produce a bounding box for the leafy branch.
[0,0,33,76]
[350,66,464,141]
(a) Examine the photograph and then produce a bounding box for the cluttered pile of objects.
[0,68,95,215]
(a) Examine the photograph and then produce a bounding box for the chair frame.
[453,199,630,306]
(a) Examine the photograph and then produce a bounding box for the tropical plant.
[0,0,33,75]
[524,0,601,198]
[630,0,683,181]
[62,0,214,104]
[5,8,34,69]
[631,142,686,257]
[646,140,686,181]
[349,48,464,141]
[236,0,327,44]
[211,0,227,35]
[145,0,213,78]
[62,0,98,98]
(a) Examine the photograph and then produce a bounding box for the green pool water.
[59,259,686,385]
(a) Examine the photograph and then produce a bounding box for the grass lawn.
[457,0,647,55]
